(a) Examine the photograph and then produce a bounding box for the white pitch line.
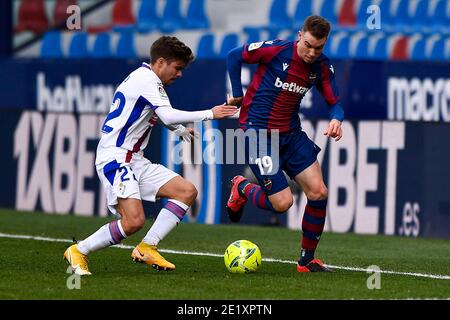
[1,232,449,280]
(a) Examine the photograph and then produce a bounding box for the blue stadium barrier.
[41,31,63,58]
[136,0,159,33]
[116,31,137,58]
[184,0,209,29]
[91,32,112,58]
[68,32,89,58]
[159,0,184,33]
[196,33,217,58]
[219,33,239,58]
[292,0,313,30]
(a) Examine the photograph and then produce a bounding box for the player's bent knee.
[121,212,146,235]
[307,186,328,200]
[188,183,198,200]
[127,216,146,234]
[272,197,294,213]
[180,182,197,204]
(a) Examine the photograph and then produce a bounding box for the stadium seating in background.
[356,0,372,29]
[446,36,450,59]
[379,0,394,32]
[68,31,89,58]
[184,0,210,29]
[410,0,430,32]
[268,0,292,32]
[54,0,78,27]
[319,0,338,27]
[196,33,217,59]
[338,0,357,28]
[409,33,443,60]
[15,0,49,34]
[429,34,446,60]
[159,0,184,33]
[409,33,426,60]
[292,0,313,30]
[244,27,262,44]
[329,31,350,59]
[391,0,410,30]
[369,32,388,60]
[136,0,159,33]
[41,31,63,58]
[220,33,239,58]
[348,31,368,59]
[16,0,449,61]
[91,32,113,58]
[431,0,450,32]
[112,0,136,31]
[390,33,409,60]
[116,30,137,58]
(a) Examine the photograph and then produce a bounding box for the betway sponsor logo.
[274,77,308,95]
[388,77,450,122]
[37,72,115,113]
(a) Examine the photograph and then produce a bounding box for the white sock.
[77,220,126,255]
[143,200,189,246]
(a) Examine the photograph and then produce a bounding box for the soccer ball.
[224,240,262,273]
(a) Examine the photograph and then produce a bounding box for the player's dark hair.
[150,36,194,65]
[302,15,331,39]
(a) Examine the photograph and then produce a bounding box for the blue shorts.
[244,128,320,195]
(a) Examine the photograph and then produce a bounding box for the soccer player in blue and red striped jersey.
[226,16,344,272]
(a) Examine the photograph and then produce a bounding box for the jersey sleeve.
[140,78,172,110]
[242,40,288,64]
[227,40,287,98]
[316,58,344,121]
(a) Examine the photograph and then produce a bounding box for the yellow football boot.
[131,242,175,271]
[63,244,92,276]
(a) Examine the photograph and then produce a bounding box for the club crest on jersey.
[263,178,272,190]
[158,84,168,99]
[308,72,317,84]
[119,182,126,195]
[248,41,264,51]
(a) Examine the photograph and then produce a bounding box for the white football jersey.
[96,63,170,164]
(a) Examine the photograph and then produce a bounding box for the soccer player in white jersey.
[64,36,238,275]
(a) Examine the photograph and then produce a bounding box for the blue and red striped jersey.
[227,39,343,133]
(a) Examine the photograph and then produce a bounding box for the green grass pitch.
[0,209,449,300]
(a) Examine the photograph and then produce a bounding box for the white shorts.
[96,155,179,215]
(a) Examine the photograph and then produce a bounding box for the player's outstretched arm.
[211,103,239,119]
[155,104,238,125]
